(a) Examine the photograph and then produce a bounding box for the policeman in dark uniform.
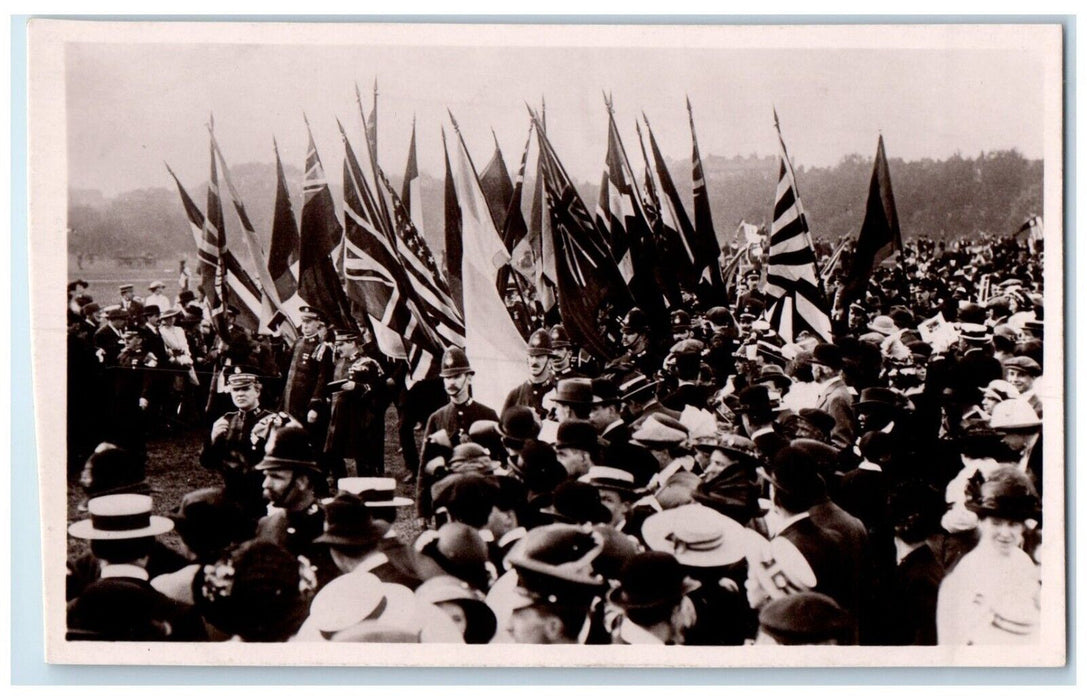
[502,328,556,420]
[610,307,662,378]
[321,329,390,480]
[415,348,500,519]
[549,324,585,380]
[200,368,274,521]
[282,306,334,428]
[253,425,336,587]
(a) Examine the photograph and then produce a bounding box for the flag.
[644,114,700,287]
[401,120,426,240]
[634,121,685,309]
[497,124,535,311]
[365,79,378,157]
[299,118,357,332]
[379,161,465,349]
[441,127,464,312]
[340,123,442,384]
[687,98,725,291]
[208,129,298,341]
[1016,215,1044,253]
[596,97,669,340]
[764,110,833,343]
[165,162,261,334]
[532,107,634,360]
[479,131,514,233]
[525,103,557,312]
[841,134,904,305]
[270,141,304,322]
[449,112,528,410]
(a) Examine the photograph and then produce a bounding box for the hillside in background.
[68,149,1042,265]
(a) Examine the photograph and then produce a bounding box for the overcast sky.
[64,23,1050,197]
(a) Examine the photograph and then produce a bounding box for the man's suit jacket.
[816,377,857,451]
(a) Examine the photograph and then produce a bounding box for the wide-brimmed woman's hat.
[414,574,498,644]
[69,493,174,540]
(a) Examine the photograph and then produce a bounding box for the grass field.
[66,390,423,561]
[67,258,424,561]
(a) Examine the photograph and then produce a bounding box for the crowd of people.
[64,234,1049,647]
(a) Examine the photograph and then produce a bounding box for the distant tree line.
[68,149,1042,260]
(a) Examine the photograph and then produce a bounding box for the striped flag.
[764,110,833,343]
[208,129,298,341]
[377,164,466,349]
[497,124,535,311]
[165,161,261,334]
[340,122,442,384]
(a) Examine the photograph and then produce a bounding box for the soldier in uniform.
[502,328,556,420]
[282,306,335,429]
[322,329,390,480]
[415,348,500,520]
[200,368,275,521]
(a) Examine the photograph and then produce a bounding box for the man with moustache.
[416,348,499,519]
[502,329,557,420]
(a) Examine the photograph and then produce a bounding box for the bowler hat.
[734,384,774,419]
[142,305,161,318]
[438,347,473,377]
[757,592,850,645]
[253,425,324,476]
[80,442,146,498]
[105,307,129,321]
[314,493,390,548]
[589,378,621,406]
[757,364,793,390]
[555,419,599,452]
[766,445,827,509]
[82,302,101,317]
[540,481,613,525]
[498,406,541,447]
[797,408,836,439]
[855,387,902,412]
[552,378,593,405]
[810,343,843,370]
[608,552,699,611]
[169,487,251,558]
[518,441,568,494]
[178,289,196,305]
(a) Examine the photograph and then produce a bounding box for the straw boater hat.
[338,477,413,508]
[641,503,747,568]
[68,494,174,540]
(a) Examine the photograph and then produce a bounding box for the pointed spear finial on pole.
[491,127,500,151]
[447,109,461,135]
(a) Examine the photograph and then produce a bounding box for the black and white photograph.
[27,19,1065,666]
